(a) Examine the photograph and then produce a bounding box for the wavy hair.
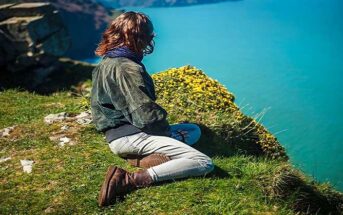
[95,11,155,56]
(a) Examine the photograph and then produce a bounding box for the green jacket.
[90,56,171,141]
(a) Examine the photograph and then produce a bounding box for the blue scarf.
[104,46,144,66]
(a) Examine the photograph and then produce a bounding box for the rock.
[0,3,55,20]
[50,134,74,147]
[0,2,71,90]
[61,125,69,131]
[0,126,16,137]
[58,136,70,147]
[49,134,64,142]
[0,0,121,59]
[75,111,92,125]
[44,110,93,125]
[0,3,70,57]
[44,112,68,124]
[0,4,16,21]
[20,159,34,173]
[0,157,11,163]
[44,111,93,125]
[76,118,92,125]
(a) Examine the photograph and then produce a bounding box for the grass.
[0,65,342,214]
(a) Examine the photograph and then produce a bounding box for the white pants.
[108,124,214,182]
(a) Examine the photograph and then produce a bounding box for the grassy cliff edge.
[0,64,342,214]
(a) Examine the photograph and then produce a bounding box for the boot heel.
[98,166,117,207]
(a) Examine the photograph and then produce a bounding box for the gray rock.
[58,136,70,147]
[20,159,34,173]
[0,126,16,137]
[44,112,68,124]
[0,2,71,89]
[0,157,11,163]
[60,125,69,131]
[75,111,92,125]
[0,3,55,21]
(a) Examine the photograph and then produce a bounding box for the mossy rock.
[152,65,287,160]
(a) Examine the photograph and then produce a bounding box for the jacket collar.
[104,46,144,65]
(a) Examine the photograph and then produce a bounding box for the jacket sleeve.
[104,62,171,137]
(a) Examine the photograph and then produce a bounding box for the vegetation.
[152,65,287,159]
[0,65,342,214]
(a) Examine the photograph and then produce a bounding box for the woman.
[91,11,214,207]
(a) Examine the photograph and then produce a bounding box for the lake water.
[83,0,343,191]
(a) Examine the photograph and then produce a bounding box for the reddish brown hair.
[95,11,155,56]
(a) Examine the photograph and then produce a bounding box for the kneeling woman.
[91,11,214,207]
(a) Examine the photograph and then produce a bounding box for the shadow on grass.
[0,58,95,95]
[193,123,264,159]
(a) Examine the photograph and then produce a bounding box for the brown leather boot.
[126,153,171,169]
[98,166,154,207]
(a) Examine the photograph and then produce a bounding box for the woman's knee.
[108,136,138,156]
[195,155,214,175]
[202,158,215,174]
[109,143,124,156]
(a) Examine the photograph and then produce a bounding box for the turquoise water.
[84,0,343,191]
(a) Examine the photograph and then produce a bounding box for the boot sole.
[98,166,117,207]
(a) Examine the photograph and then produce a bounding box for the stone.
[20,159,34,173]
[0,0,120,59]
[75,111,92,125]
[61,125,69,131]
[0,157,11,163]
[49,134,64,142]
[44,112,68,124]
[0,2,71,89]
[0,3,55,21]
[44,111,93,125]
[0,126,16,137]
[0,13,69,56]
[50,134,73,147]
[58,136,70,147]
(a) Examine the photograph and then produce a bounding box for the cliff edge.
[0,65,342,214]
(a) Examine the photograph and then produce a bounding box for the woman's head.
[95,11,155,56]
